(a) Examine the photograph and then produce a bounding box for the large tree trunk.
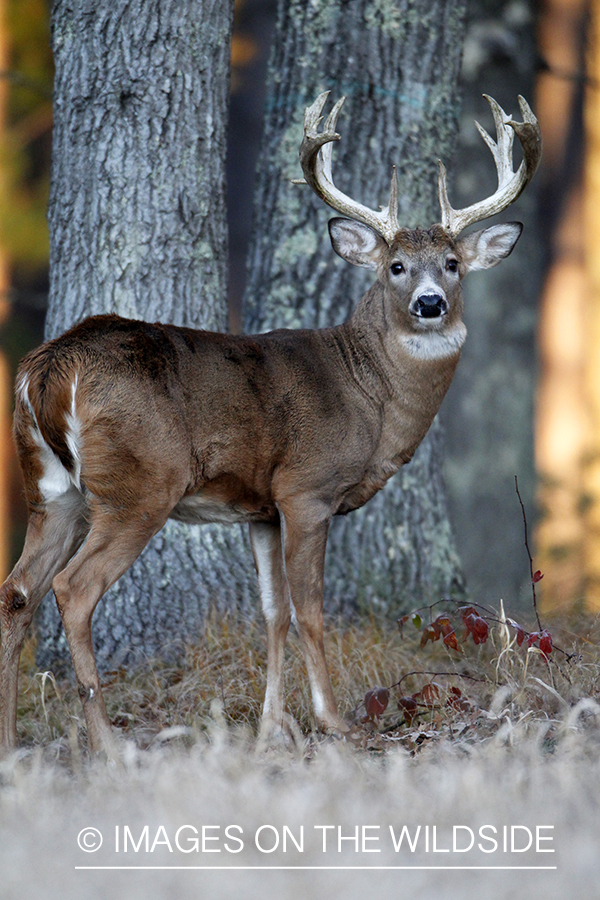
[441,0,543,609]
[243,0,468,616]
[37,0,257,669]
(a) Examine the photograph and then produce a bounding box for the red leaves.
[388,604,557,731]
[398,682,441,726]
[399,681,470,724]
[435,616,460,651]
[507,619,553,658]
[539,630,553,658]
[412,606,554,660]
[514,624,526,647]
[420,624,437,649]
[413,681,441,707]
[364,687,390,721]
[363,582,558,734]
[397,696,418,726]
[419,615,460,651]
[443,628,460,651]
[447,685,463,708]
[458,606,489,646]
[410,604,556,665]
[526,629,552,658]
[362,678,477,730]
[462,613,489,646]
[457,605,479,619]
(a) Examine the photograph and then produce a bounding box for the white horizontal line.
[75,865,558,871]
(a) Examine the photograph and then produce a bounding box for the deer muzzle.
[410,290,448,319]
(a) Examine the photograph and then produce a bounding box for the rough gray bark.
[243,0,468,616]
[440,0,543,609]
[38,0,257,670]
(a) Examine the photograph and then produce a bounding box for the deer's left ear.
[456,222,523,272]
[328,218,388,269]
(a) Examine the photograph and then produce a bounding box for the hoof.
[316,716,350,738]
[256,713,304,754]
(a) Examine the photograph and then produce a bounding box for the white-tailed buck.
[0,93,541,756]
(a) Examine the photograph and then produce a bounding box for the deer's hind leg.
[51,499,173,758]
[0,489,90,750]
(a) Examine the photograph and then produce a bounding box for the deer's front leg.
[249,521,293,744]
[278,503,348,735]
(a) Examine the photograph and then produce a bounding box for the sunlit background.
[1,0,598,613]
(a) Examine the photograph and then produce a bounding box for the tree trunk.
[37,0,257,670]
[243,0,468,616]
[440,0,543,609]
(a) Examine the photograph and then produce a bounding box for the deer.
[0,92,541,757]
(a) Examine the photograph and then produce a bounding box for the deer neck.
[344,282,465,452]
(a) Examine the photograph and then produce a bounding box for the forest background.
[0,8,598,899]
[0,0,596,658]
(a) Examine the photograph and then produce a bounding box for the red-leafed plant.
[356,477,578,734]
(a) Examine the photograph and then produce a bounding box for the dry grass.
[14,607,600,756]
[2,608,599,899]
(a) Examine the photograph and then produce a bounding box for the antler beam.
[296,92,541,244]
[438,94,542,237]
[296,91,400,245]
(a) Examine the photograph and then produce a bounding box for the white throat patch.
[400,321,467,360]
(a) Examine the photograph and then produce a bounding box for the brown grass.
[0,608,599,899]
[13,606,600,761]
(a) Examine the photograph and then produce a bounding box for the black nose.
[414,293,447,318]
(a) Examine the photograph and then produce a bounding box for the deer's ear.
[328,218,387,269]
[456,222,523,272]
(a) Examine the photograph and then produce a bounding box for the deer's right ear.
[328,218,387,269]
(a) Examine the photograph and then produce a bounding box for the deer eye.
[446,258,458,273]
[390,262,404,276]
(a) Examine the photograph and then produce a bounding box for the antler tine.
[513,94,542,182]
[303,90,332,134]
[476,94,515,187]
[379,165,400,236]
[438,94,542,237]
[318,95,346,176]
[323,94,345,133]
[295,93,400,244]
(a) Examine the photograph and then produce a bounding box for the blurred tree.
[583,0,600,610]
[228,0,276,330]
[0,0,54,582]
[2,0,53,566]
[36,0,259,670]
[243,0,468,616]
[1,0,52,274]
[535,0,587,611]
[441,0,543,609]
[0,0,12,581]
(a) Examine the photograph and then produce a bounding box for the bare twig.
[399,597,498,625]
[515,474,543,631]
[389,670,490,691]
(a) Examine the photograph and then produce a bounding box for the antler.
[295,91,400,244]
[296,92,541,243]
[438,94,542,237]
